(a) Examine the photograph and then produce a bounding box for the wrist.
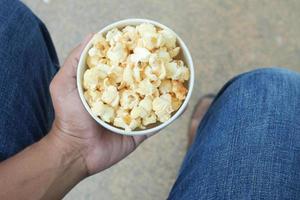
[42,125,89,180]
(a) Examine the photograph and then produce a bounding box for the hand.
[49,35,148,176]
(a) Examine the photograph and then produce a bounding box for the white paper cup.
[77,18,195,136]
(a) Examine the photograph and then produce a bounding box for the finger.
[131,130,160,147]
[50,34,94,97]
[145,132,158,138]
[103,129,147,150]
[132,135,148,147]
[62,34,94,78]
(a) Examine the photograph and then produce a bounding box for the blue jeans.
[1,1,300,199]
[168,68,300,199]
[0,0,58,160]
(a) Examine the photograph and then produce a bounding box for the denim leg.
[168,68,300,200]
[0,0,59,160]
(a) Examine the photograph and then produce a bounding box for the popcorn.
[88,47,99,57]
[83,23,190,131]
[86,56,100,68]
[136,79,155,96]
[172,80,188,100]
[139,96,153,113]
[171,96,182,111]
[109,65,123,84]
[152,88,160,98]
[97,63,111,75]
[148,51,169,79]
[84,90,102,106]
[91,101,115,123]
[165,61,189,82]
[144,66,158,81]
[131,47,151,63]
[114,109,141,131]
[133,65,141,82]
[156,48,172,63]
[113,115,140,131]
[101,85,120,107]
[137,23,156,37]
[154,63,167,80]
[147,57,167,80]
[151,79,161,88]
[159,79,172,94]
[120,90,140,109]
[91,34,109,57]
[142,112,157,126]
[169,47,180,58]
[121,26,138,50]
[130,106,148,119]
[152,94,173,122]
[83,66,108,90]
[106,28,122,46]
[122,64,134,87]
[160,29,177,49]
[136,23,166,50]
[130,96,153,119]
[107,42,128,64]
[141,32,164,50]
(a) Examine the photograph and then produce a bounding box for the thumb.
[61,34,94,81]
[50,34,94,98]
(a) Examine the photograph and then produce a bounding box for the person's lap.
[0,0,58,160]
[1,1,300,199]
[169,68,300,199]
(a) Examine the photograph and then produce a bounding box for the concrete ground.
[22,0,300,199]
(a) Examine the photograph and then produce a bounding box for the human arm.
[0,35,147,200]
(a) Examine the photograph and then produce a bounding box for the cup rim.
[77,18,195,136]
